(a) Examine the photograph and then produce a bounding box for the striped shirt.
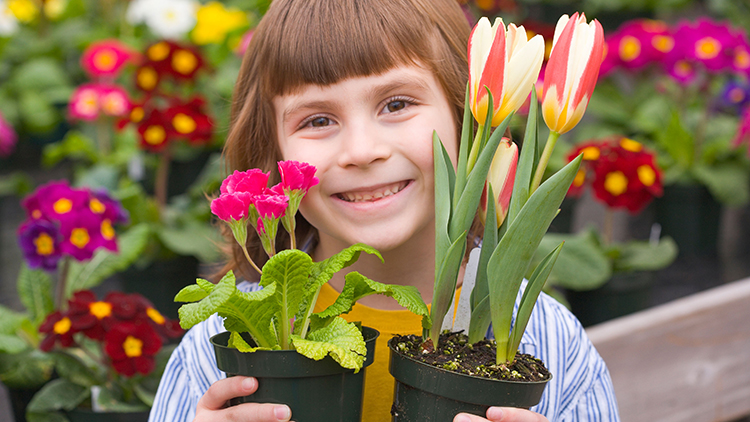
[150,280,620,421]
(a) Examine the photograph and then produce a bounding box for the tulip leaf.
[470,184,495,313]
[508,88,538,225]
[487,155,581,362]
[434,132,454,275]
[429,230,468,340]
[454,83,475,204]
[507,242,563,360]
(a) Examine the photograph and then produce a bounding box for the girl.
[149,1,620,421]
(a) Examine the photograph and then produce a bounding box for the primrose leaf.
[228,332,274,352]
[314,272,429,323]
[308,244,382,293]
[218,284,278,349]
[27,378,89,412]
[292,317,367,371]
[17,264,54,326]
[177,272,237,330]
[174,284,210,303]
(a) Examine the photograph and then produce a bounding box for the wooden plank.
[586,277,750,422]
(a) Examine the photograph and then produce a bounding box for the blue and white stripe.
[149,281,620,421]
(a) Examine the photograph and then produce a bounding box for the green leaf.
[535,231,611,290]
[453,83,475,213]
[0,349,54,389]
[133,384,156,408]
[17,264,54,326]
[0,304,28,334]
[487,155,582,362]
[429,230,467,339]
[692,162,750,206]
[26,411,69,422]
[228,332,267,352]
[0,334,30,354]
[9,57,71,92]
[94,387,149,412]
[508,88,538,225]
[611,237,678,273]
[467,295,491,344]
[27,379,89,412]
[508,242,563,359]
[314,272,429,323]
[65,224,150,297]
[174,284,209,302]
[157,222,223,263]
[42,131,99,168]
[19,91,59,132]
[50,351,99,388]
[433,132,454,274]
[469,185,496,333]
[655,111,694,169]
[260,250,313,349]
[292,317,367,371]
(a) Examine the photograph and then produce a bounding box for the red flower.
[105,322,162,377]
[68,290,115,340]
[39,311,76,351]
[137,110,171,152]
[81,39,137,79]
[142,40,206,82]
[163,98,213,145]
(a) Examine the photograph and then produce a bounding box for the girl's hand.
[454,407,549,422]
[194,376,293,422]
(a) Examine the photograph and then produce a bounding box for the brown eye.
[310,116,331,127]
[386,100,407,113]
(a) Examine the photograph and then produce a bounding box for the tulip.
[531,13,604,194]
[469,17,545,128]
[480,138,518,227]
[541,13,604,135]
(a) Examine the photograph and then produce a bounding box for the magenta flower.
[99,85,132,117]
[235,30,254,57]
[210,192,254,222]
[90,190,130,225]
[733,107,750,156]
[254,194,289,220]
[0,111,17,158]
[39,183,90,221]
[81,39,136,79]
[730,30,750,76]
[58,210,107,261]
[668,19,736,74]
[18,220,63,271]
[278,160,319,192]
[613,19,674,71]
[220,169,269,195]
[663,58,698,85]
[69,83,131,121]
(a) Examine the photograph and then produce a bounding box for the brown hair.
[219,0,471,280]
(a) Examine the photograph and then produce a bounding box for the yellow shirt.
[313,283,461,422]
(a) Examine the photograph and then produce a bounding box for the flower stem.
[241,245,262,275]
[155,148,171,210]
[530,131,561,194]
[603,207,614,246]
[55,257,71,309]
[289,230,297,250]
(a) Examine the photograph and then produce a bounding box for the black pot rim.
[388,336,550,407]
[211,326,379,378]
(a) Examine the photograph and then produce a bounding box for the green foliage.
[177,244,425,370]
[17,265,55,327]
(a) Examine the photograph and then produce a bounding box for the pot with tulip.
[388,13,604,421]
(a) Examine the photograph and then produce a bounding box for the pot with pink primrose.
[389,14,605,420]
[175,161,429,422]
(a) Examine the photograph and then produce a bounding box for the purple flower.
[718,80,750,113]
[89,190,129,225]
[58,209,107,261]
[0,111,17,158]
[18,220,63,271]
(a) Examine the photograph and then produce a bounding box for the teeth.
[339,182,406,203]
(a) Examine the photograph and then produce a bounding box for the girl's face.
[274,65,458,257]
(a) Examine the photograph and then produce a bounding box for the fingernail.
[241,377,256,390]
[487,407,504,420]
[454,415,471,422]
[274,405,291,420]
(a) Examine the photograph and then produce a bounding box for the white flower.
[127,0,198,39]
[0,0,19,37]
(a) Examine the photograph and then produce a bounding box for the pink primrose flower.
[39,183,90,221]
[235,30,253,57]
[220,169,270,195]
[733,107,750,156]
[81,39,137,79]
[730,30,750,76]
[58,209,108,261]
[253,194,289,220]
[0,111,17,158]
[667,19,736,75]
[69,83,131,121]
[278,160,319,192]
[210,192,254,222]
[99,85,132,117]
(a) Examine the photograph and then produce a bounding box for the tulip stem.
[466,126,484,174]
[530,131,561,194]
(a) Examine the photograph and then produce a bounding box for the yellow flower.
[191,2,248,45]
[8,0,38,23]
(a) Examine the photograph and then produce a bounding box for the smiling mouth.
[336,181,409,203]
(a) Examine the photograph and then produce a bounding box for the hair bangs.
[258,0,442,96]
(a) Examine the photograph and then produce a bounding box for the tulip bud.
[479,138,518,227]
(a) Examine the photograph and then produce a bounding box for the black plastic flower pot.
[65,408,150,422]
[210,327,379,422]
[654,184,721,257]
[388,338,550,422]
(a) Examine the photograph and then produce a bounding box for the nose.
[337,121,392,168]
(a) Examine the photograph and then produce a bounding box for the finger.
[453,413,490,422]
[223,402,292,422]
[198,376,259,410]
[486,407,549,422]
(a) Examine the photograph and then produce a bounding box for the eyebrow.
[281,74,433,122]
